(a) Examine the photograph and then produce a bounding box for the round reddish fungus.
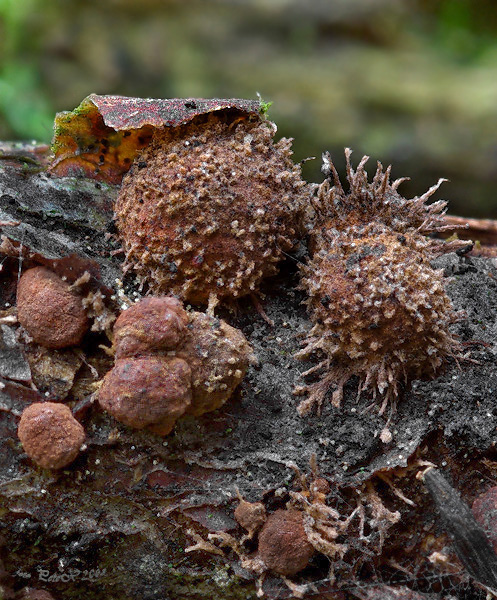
[16,266,89,349]
[18,402,85,469]
[115,113,308,306]
[98,356,192,434]
[472,486,497,553]
[113,296,188,359]
[257,509,314,576]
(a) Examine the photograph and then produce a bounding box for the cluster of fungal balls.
[115,105,466,413]
[98,296,254,435]
[13,107,468,469]
[13,264,253,468]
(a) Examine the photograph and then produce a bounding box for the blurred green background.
[0,0,496,216]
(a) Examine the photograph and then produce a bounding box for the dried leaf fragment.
[50,94,262,184]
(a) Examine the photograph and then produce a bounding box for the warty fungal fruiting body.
[115,112,309,309]
[297,149,467,416]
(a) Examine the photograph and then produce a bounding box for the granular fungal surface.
[115,113,308,307]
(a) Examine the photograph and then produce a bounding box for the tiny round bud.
[234,498,266,538]
[18,402,85,469]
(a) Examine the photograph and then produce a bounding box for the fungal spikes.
[297,150,468,418]
[314,149,462,241]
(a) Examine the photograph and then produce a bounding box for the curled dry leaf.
[50,94,262,184]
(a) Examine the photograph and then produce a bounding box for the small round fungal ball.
[257,509,314,576]
[17,266,89,349]
[18,402,85,469]
[472,486,497,553]
[98,356,192,435]
[177,311,255,416]
[115,113,308,306]
[113,296,188,358]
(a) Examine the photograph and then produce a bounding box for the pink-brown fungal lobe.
[234,497,266,539]
[98,356,192,435]
[113,296,188,359]
[115,112,308,306]
[177,311,255,416]
[17,402,85,469]
[16,266,89,349]
[257,509,314,576]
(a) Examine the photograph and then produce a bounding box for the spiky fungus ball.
[296,149,467,416]
[115,112,309,308]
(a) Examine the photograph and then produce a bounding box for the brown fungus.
[114,112,309,308]
[98,356,192,435]
[16,266,89,349]
[257,509,315,576]
[98,297,254,433]
[177,310,255,417]
[234,490,267,540]
[296,149,468,416]
[113,296,188,359]
[17,402,85,469]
